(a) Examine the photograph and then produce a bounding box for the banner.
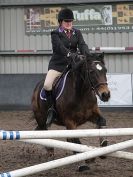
[24,3,133,34]
[98,74,133,106]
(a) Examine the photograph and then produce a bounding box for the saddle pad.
[40,71,69,101]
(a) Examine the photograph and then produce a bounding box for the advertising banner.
[24,3,133,34]
[98,74,133,106]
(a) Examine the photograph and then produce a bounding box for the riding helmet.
[58,8,74,22]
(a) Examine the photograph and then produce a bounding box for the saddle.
[40,71,69,101]
[40,55,85,101]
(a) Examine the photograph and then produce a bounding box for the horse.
[31,53,110,170]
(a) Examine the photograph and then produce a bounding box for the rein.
[89,78,108,99]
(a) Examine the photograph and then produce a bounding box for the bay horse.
[31,53,110,170]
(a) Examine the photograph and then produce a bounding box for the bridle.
[83,59,108,98]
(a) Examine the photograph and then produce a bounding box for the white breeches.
[44,69,62,91]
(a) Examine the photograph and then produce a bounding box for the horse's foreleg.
[89,112,108,148]
[96,115,108,147]
[34,111,47,130]
[67,138,82,154]
[66,122,81,153]
[34,111,54,160]
[95,115,108,159]
[65,120,90,172]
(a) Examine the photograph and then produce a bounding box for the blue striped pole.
[0,131,20,140]
[0,128,133,140]
[0,173,11,177]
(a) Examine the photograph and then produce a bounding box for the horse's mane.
[70,56,90,98]
[75,61,88,97]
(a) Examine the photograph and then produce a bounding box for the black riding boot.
[45,90,56,128]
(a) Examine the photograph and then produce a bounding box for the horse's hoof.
[100,139,108,147]
[100,139,108,159]
[78,165,90,172]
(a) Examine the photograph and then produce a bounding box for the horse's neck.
[64,71,96,110]
[71,70,92,99]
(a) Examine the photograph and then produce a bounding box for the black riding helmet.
[58,8,74,23]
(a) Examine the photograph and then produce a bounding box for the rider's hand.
[67,52,77,61]
[67,52,85,69]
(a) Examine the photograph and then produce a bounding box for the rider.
[44,8,91,127]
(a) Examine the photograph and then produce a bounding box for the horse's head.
[85,53,110,102]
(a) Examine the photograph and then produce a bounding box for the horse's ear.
[86,53,96,61]
[101,52,105,64]
[101,52,104,58]
[98,52,104,59]
[98,52,105,64]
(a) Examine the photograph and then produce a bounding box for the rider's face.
[61,20,73,30]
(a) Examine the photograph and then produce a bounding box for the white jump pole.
[22,139,133,160]
[1,128,133,140]
[1,139,133,177]
[1,127,132,160]
[92,47,126,51]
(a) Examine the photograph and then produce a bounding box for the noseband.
[89,75,108,98]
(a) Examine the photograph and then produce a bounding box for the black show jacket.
[48,28,89,72]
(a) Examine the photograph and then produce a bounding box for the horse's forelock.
[91,53,105,65]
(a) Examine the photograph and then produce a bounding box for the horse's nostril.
[106,91,110,98]
[101,91,110,101]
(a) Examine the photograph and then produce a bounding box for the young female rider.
[44,8,90,127]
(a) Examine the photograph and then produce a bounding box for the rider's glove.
[67,52,85,69]
[67,52,78,63]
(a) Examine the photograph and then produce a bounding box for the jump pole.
[1,129,132,160]
[22,139,133,160]
[1,128,133,140]
[1,139,133,177]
